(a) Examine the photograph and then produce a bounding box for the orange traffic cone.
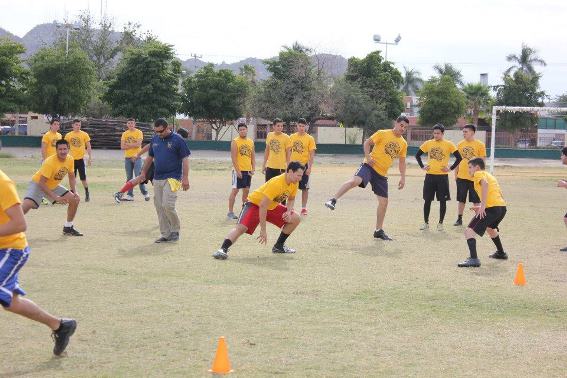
[514,263,526,286]
[209,337,233,374]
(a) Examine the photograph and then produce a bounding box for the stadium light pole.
[55,21,81,57]
[372,34,401,61]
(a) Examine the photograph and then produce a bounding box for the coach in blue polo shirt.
[141,118,191,243]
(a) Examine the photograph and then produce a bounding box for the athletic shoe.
[324,199,336,210]
[453,218,463,226]
[168,232,179,242]
[457,258,481,267]
[154,236,169,243]
[121,194,134,202]
[63,226,83,236]
[52,318,77,356]
[272,244,296,254]
[560,246,567,252]
[144,193,151,201]
[41,197,51,205]
[489,251,508,260]
[213,249,228,260]
[373,229,393,241]
[113,192,123,203]
[85,192,90,202]
[227,212,238,220]
[420,223,429,231]
[300,208,308,216]
[437,223,444,231]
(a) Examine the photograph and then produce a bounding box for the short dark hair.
[396,115,410,124]
[463,124,476,133]
[433,123,445,133]
[50,118,60,125]
[297,118,307,125]
[55,139,69,148]
[127,118,135,122]
[562,147,567,157]
[73,119,81,124]
[154,118,168,128]
[176,127,189,139]
[237,123,247,129]
[469,157,485,170]
[287,161,305,173]
[273,118,283,124]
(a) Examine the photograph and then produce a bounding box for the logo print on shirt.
[239,144,252,158]
[429,147,445,161]
[70,137,82,147]
[125,136,137,144]
[461,146,476,160]
[384,141,401,159]
[167,142,172,149]
[292,140,304,154]
[54,167,69,180]
[273,190,290,204]
[269,139,282,154]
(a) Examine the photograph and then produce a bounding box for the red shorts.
[238,202,288,234]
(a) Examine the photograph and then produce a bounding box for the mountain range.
[0,24,348,80]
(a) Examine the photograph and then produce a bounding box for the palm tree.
[505,44,546,76]
[463,83,492,126]
[433,63,463,86]
[401,66,423,96]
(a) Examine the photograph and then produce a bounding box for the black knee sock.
[466,238,478,259]
[491,235,504,253]
[221,239,232,252]
[439,201,447,223]
[85,187,89,195]
[275,232,290,246]
[457,214,463,221]
[424,200,432,223]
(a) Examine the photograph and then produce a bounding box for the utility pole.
[190,53,202,73]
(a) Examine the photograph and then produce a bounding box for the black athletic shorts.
[299,163,309,190]
[74,159,87,181]
[423,174,450,201]
[232,170,252,189]
[355,163,388,198]
[265,167,285,182]
[456,178,480,203]
[468,206,507,236]
[142,163,155,185]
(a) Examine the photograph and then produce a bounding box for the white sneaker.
[144,193,151,201]
[437,223,444,231]
[420,223,429,231]
[122,194,134,201]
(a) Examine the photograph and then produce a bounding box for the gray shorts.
[24,181,69,208]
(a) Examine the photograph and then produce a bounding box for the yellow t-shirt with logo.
[289,133,316,165]
[65,130,91,159]
[41,131,62,158]
[266,132,291,170]
[0,169,27,249]
[457,139,487,180]
[121,129,144,158]
[233,137,254,171]
[364,130,408,177]
[32,154,74,190]
[419,139,458,175]
[473,171,506,207]
[248,174,298,210]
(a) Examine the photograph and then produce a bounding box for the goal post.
[489,106,567,173]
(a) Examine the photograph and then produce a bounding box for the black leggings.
[424,200,447,224]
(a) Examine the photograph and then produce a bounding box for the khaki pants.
[153,179,180,237]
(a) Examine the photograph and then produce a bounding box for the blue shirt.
[149,132,191,180]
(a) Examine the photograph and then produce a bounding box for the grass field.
[1,154,567,377]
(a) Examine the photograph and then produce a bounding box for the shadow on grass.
[412,230,454,241]
[116,242,176,257]
[230,254,294,271]
[113,225,160,236]
[353,241,404,258]
[26,237,68,249]
[0,357,63,377]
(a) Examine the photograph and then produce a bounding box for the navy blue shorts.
[355,163,388,198]
[0,246,30,307]
[299,163,309,190]
[232,170,252,189]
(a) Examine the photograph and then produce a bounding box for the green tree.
[462,83,492,126]
[344,51,404,121]
[505,44,546,76]
[433,63,464,86]
[0,38,29,113]
[401,66,423,96]
[181,64,248,140]
[28,44,96,119]
[418,75,466,127]
[495,71,546,130]
[104,40,181,122]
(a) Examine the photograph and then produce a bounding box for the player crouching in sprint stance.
[213,162,304,260]
[458,158,507,267]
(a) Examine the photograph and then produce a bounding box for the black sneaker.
[213,249,228,260]
[453,218,463,226]
[52,318,77,356]
[560,246,567,252]
[489,251,508,260]
[63,226,83,236]
[113,192,123,204]
[373,229,393,241]
[168,232,179,242]
[324,199,336,210]
[457,258,481,267]
[85,192,90,203]
[155,236,169,243]
[272,245,296,254]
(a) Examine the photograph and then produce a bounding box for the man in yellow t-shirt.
[453,124,487,226]
[213,161,305,260]
[22,139,83,236]
[41,119,62,160]
[415,124,462,231]
[120,118,149,202]
[0,169,77,356]
[324,115,409,241]
[227,123,255,219]
[64,119,92,201]
[557,147,567,252]
[458,158,507,267]
[289,118,317,216]
[263,118,291,182]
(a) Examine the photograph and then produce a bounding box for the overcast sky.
[2,0,566,97]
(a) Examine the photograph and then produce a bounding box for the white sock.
[64,221,73,227]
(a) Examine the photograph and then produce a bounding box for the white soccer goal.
[489,106,567,172]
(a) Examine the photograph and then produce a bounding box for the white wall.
[317,127,364,144]
[443,130,486,145]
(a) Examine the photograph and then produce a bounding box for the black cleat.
[85,192,90,202]
[453,218,463,226]
[272,244,296,254]
[168,232,179,242]
[560,246,567,252]
[213,249,228,260]
[63,226,83,236]
[373,229,393,241]
[113,192,123,203]
[457,258,481,267]
[154,236,170,243]
[489,251,508,260]
[52,318,77,356]
[324,199,336,210]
